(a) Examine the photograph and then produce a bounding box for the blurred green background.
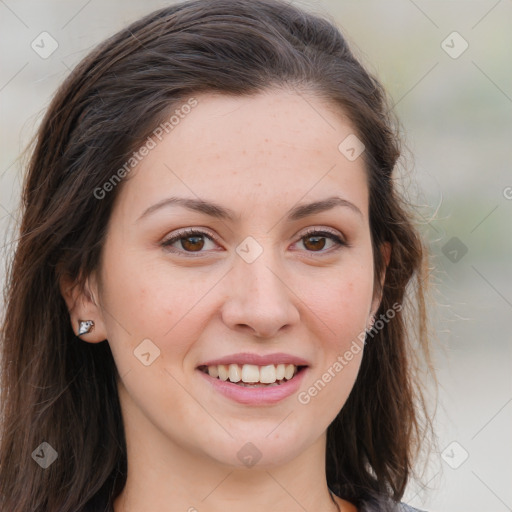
[1,1,511,511]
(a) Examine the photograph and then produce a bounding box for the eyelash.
[161,227,348,257]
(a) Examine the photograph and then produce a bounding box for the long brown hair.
[0,1,434,510]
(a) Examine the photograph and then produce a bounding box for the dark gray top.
[399,504,425,512]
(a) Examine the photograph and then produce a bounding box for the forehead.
[116,88,369,223]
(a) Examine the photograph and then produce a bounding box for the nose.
[220,250,300,339]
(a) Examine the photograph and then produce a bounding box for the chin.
[199,429,312,470]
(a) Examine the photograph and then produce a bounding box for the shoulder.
[397,504,427,512]
[330,491,427,512]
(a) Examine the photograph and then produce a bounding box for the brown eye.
[302,234,327,251]
[180,234,205,252]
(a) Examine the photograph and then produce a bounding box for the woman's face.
[89,88,385,469]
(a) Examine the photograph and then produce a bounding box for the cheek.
[100,252,214,364]
[312,262,372,408]
[306,348,363,422]
[298,271,368,414]
[298,262,374,347]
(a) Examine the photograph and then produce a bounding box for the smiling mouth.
[197,363,307,387]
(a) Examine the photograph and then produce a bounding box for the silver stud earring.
[78,320,95,336]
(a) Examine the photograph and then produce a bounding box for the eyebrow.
[136,195,363,223]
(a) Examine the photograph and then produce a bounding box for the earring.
[78,320,95,336]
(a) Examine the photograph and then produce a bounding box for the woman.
[0,0,435,510]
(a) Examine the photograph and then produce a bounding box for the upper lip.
[197,352,310,368]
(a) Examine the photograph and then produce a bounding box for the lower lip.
[197,368,308,405]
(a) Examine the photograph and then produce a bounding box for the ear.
[369,241,391,319]
[59,270,108,343]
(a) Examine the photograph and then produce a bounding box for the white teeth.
[208,366,219,378]
[241,364,260,383]
[276,364,286,380]
[260,364,277,383]
[228,364,241,383]
[284,364,295,380]
[218,364,229,381]
[202,363,300,384]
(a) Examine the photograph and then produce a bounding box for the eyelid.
[299,226,345,240]
[161,227,220,251]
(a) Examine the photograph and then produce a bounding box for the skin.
[61,87,390,512]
